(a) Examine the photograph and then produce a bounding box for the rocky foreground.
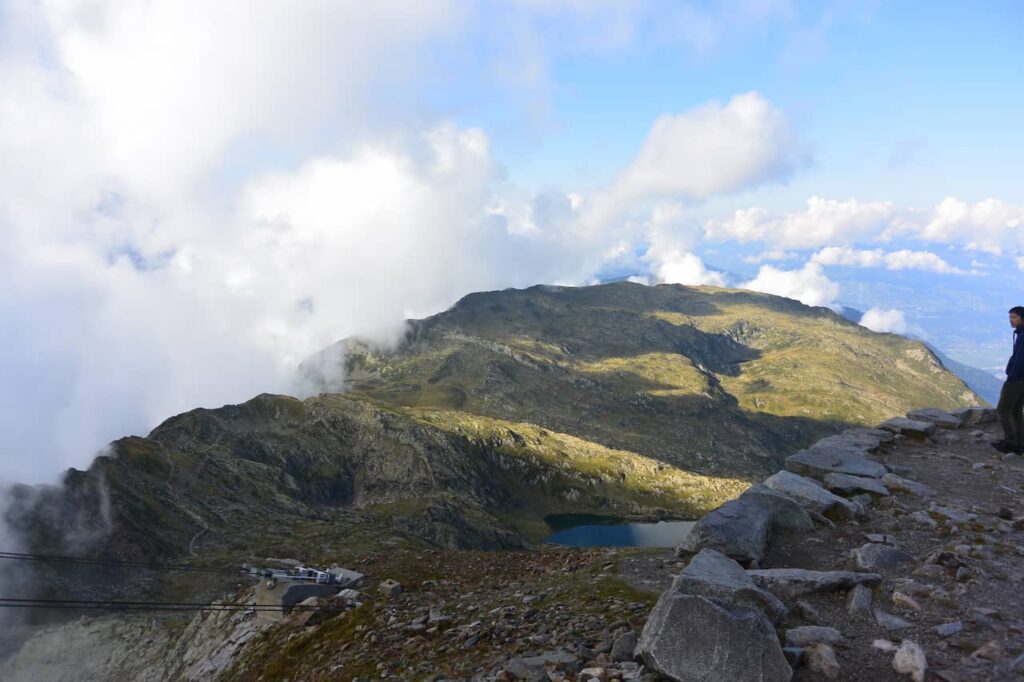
[3,407,1023,681]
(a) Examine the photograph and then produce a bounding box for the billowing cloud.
[811,246,963,274]
[707,196,1024,252]
[614,92,806,203]
[916,197,1024,251]
[860,307,909,334]
[0,2,819,486]
[653,252,726,286]
[741,262,839,307]
[705,197,895,248]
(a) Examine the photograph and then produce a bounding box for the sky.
[1,0,1022,484]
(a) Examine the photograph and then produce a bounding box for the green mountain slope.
[8,282,979,571]
[306,282,977,477]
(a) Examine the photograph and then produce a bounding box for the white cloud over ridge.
[0,4,812,485]
[741,262,839,307]
[860,308,909,335]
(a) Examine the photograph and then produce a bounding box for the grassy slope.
[313,283,976,480]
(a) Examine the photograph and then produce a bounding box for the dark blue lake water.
[543,514,695,548]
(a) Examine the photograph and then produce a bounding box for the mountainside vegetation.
[8,283,980,575]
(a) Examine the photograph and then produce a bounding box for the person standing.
[994,306,1024,453]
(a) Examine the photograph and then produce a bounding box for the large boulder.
[746,568,882,599]
[906,408,962,429]
[879,417,937,438]
[637,593,792,682]
[952,406,997,427]
[739,485,815,531]
[881,473,936,498]
[824,472,890,497]
[677,498,772,566]
[853,543,914,570]
[785,441,887,480]
[675,549,787,622]
[762,471,862,521]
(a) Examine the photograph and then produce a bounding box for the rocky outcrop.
[656,405,1013,682]
[638,550,791,681]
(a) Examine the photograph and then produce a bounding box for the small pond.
[543,514,695,548]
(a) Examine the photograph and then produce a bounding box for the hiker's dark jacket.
[1007,330,1024,382]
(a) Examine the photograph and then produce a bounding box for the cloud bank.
[0,4,812,485]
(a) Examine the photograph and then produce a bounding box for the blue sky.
[1,0,1022,482]
[454,2,1023,206]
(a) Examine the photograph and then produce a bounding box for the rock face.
[881,473,936,498]
[675,549,787,622]
[784,626,844,647]
[952,406,997,426]
[747,568,882,599]
[823,472,890,496]
[762,471,862,520]
[677,498,772,566]
[853,543,914,570]
[737,485,815,531]
[906,408,962,429]
[879,417,937,438]
[637,593,791,682]
[784,434,889,480]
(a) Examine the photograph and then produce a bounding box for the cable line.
[0,551,242,574]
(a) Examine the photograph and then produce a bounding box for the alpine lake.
[543,514,695,548]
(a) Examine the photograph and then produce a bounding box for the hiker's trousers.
[997,380,1024,447]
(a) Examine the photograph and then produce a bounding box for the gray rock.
[952,406,998,426]
[853,543,913,570]
[906,408,962,429]
[675,549,787,622]
[746,568,882,599]
[785,444,888,481]
[881,473,936,498]
[739,484,815,531]
[378,579,403,597]
[762,471,862,521]
[784,625,844,647]
[677,498,772,566]
[874,610,913,630]
[879,417,937,438]
[927,504,976,524]
[847,583,873,614]
[782,647,803,668]
[637,593,791,682]
[804,643,841,680]
[824,472,890,496]
[611,631,637,662]
[934,621,963,638]
[842,427,895,448]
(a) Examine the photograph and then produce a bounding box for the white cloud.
[740,262,839,307]
[860,307,909,335]
[707,195,1024,252]
[811,246,963,274]
[706,197,895,248]
[917,197,1024,250]
[742,249,800,263]
[654,252,727,287]
[614,92,806,203]
[1,2,819,487]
